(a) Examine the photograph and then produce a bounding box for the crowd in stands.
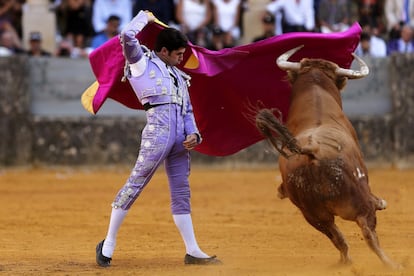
[0,0,413,58]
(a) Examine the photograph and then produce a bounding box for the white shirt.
[370,36,387,57]
[385,0,414,30]
[212,0,241,33]
[398,38,414,52]
[355,36,387,58]
[92,0,133,33]
[266,0,315,31]
[181,0,209,31]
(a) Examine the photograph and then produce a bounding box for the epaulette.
[121,45,151,82]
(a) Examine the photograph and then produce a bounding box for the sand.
[0,165,413,275]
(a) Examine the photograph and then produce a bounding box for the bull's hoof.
[277,185,287,199]
[339,255,352,266]
[376,199,387,210]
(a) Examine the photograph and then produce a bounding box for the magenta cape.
[82,23,362,156]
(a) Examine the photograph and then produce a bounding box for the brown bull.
[256,46,398,268]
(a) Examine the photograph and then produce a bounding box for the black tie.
[168,66,178,87]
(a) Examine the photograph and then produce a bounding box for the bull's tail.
[255,108,313,158]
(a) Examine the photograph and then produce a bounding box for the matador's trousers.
[112,103,192,214]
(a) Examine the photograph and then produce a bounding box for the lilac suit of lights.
[112,11,201,215]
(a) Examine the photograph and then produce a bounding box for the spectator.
[132,0,174,25]
[55,38,73,57]
[0,0,22,42]
[0,0,15,24]
[356,32,372,57]
[313,0,321,27]
[359,23,387,57]
[0,29,25,56]
[55,0,94,49]
[238,0,248,37]
[385,0,414,40]
[92,0,132,34]
[26,31,52,57]
[252,12,276,42]
[4,0,24,39]
[55,37,90,58]
[90,14,120,49]
[210,0,242,50]
[266,0,315,33]
[387,24,414,54]
[357,0,385,35]
[318,0,350,33]
[355,29,387,57]
[175,0,213,47]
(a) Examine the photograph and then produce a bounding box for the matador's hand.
[145,11,156,23]
[183,134,198,150]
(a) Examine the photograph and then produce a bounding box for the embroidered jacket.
[120,10,201,139]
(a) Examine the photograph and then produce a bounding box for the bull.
[255,45,398,268]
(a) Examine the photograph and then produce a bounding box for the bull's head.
[276,45,369,79]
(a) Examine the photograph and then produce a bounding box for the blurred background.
[0,0,414,168]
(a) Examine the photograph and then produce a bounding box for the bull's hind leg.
[277,183,287,199]
[356,215,400,268]
[372,194,387,210]
[303,213,351,264]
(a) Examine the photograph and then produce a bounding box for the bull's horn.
[335,53,369,79]
[276,45,304,71]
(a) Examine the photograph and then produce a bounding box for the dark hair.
[360,32,371,42]
[107,15,121,23]
[212,25,223,35]
[262,13,275,24]
[154,28,188,52]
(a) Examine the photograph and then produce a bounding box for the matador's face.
[165,47,186,66]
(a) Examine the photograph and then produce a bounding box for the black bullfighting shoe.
[184,254,222,265]
[96,240,112,267]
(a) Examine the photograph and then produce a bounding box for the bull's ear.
[336,77,347,92]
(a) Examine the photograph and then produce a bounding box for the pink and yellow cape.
[82,21,362,156]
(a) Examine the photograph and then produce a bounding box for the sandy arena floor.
[0,165,413,275]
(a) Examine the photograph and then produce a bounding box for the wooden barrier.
[0,55,413,167]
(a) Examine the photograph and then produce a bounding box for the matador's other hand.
[145,11,156,23]
[183,134,198,150]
